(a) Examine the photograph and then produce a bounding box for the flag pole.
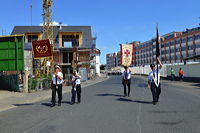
[156,24,160,86]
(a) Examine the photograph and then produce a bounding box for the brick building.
[134,27,200,66]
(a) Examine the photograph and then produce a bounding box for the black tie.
[153,72,155,79]
[56,75,58,85]
[125,71,128,80]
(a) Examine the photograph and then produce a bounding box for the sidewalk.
[0,74,109,112]
[134,75,200,89]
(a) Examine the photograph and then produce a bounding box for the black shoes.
[51,103,61,107]
[153,101,158,105]
[70,102,75,105]
[51,103,55,107]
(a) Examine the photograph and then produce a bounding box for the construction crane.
[42,0,54,75]
[42,0,53,41]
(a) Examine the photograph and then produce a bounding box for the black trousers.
[122,79,131,96]
[71,84,81,103]
[150,83,161,102]
[51,84,62,104]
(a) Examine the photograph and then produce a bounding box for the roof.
[11,26,92,39]
[11,26,93,48]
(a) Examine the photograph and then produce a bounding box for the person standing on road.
[122,66,132,97]
[148,57,163,105]
[170,68,175,81]
[179,68,184,81]
[71,71,82,105]
[51,65,63,107]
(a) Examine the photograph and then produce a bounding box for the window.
[188,36,193,42]
[182,38,186,43]
[171,41,175,46]
[176,39,180,44]
[196,44,200,48]
[176,48,180,52]
[188,45,193,50]
[176,55,180,59]
[195,34,200,40]
[166,43,170,47]
[28,35,38,42]
[182,46,186,51]
[63,42,72,47]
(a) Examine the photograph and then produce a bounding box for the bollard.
[23,70,29,93]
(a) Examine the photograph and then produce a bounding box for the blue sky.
[0,0,200,64]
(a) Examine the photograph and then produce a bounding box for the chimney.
[59,22,62,30]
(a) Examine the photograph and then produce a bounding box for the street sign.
[32,40,52,58]
[0,35,24,71]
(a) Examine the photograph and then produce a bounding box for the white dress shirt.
[148,69,160,87]
[72,75,81,85]
[122,70,131,80]
[52,72,63,85]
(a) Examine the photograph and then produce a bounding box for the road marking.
[136,88,146,133]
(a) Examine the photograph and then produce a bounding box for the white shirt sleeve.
[148,72,152,81]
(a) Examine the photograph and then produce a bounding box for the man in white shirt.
[51,65,63,107]
[71,71,82,104]
[148,57,162,105]
[122,66,132,97]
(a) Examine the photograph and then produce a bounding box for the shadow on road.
[96,93,123,97]
[138,83,148,88]
[157,119,185,126]
[151,110,177,114]
[191,83,200,88]
[13,103,34,106]
[116,98,153,104]
[62,101,72,105]
[133,100,153,104]
[41,103,52,107]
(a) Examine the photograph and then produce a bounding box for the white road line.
[136,88,146,133]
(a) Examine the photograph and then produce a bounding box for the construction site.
[0,0,101,92]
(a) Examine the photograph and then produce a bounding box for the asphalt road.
[0,76,200,133]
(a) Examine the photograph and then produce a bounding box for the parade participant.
[71,71,82,105]
[148,57,163,105]
[51,65,63,107]
[179,68,184,81]
[170,68,175,81]
[122,66,132,97]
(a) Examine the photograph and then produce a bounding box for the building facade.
[106,52,119,70]
[11,26,100,80]
[134,27,200,66]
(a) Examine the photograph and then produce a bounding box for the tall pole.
[156,24,160,86]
